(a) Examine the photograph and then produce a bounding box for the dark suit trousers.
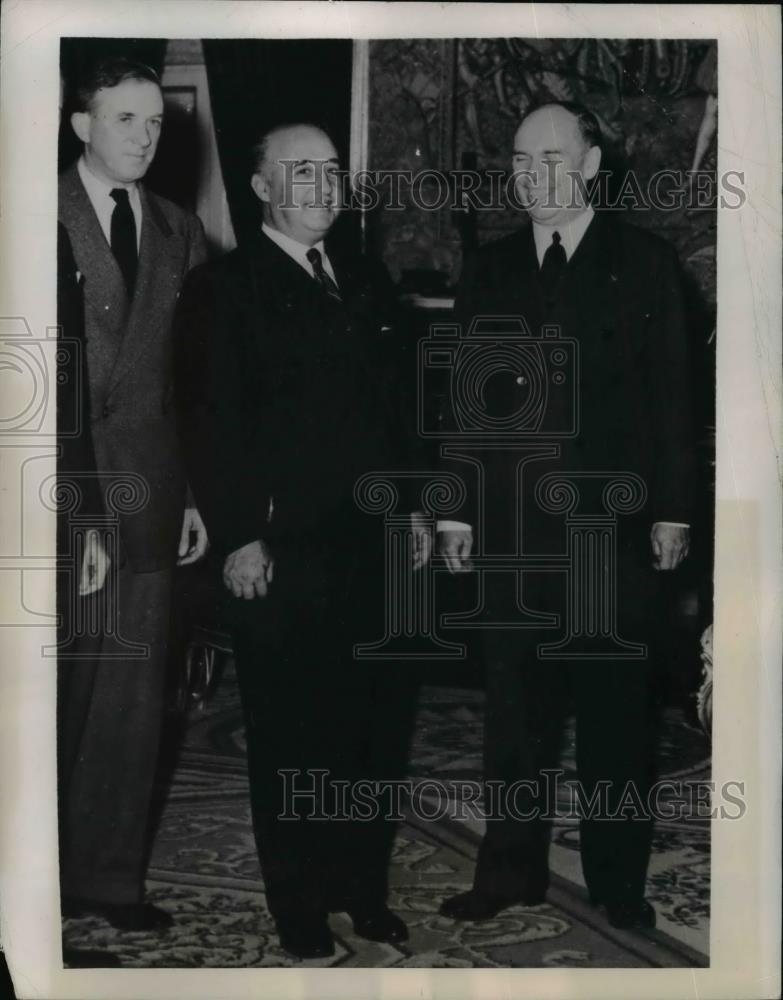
[473,553,659,910]
[58,559,172,904]
[230,517,419,922]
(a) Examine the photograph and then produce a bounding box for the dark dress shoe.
[605,899,657,930]
[276,915,335,960]
[348,906,408,943]
[439,887,547,921]
[62,947,121,968]
[62,896,173,932]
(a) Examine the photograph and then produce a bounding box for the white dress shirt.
[77,156,142,251]
[531,206,595,265]
[261,222,338,286]
[438,206,687,533]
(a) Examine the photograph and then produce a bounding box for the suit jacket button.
[104,304,110,311]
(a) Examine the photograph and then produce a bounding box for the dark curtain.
[202,39,355,249]
[59,38,168,174]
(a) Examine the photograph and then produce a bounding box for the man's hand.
[651,523,690,571]
[79,528,110,596]
[223,540,275,599]
[177,507,209,566]
[410,511,433,571]
[437,528,474,574]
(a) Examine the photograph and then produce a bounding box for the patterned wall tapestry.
[367,37,717,314]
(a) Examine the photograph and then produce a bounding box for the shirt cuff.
[436,520,473,533]
[653,522,690,529]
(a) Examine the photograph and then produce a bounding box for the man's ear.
[584,145,602,181]
[250,171,270,204]
[70,111,91,144]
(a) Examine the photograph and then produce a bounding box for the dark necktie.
[306,247,342,303]
[539,230,567,302]
[109,187,137,295]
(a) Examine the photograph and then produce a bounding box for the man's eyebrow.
[291,158,340,167]
[512,148,563,156]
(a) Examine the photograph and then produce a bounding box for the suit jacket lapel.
[499,214,615,332]
[249,230,338,319]
[553,212,615,328]
[545,213,622,397]
[107,185,185,390]
[327,238,383,329]
[58,164,127,371]
[504,226,539,294]
[324,237,358,301]
[500,226,545,328]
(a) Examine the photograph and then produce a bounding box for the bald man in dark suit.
[175,123,423,960]
[436,102,695,931]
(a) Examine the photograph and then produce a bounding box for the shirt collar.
[532,206,595,265]
[261,223,326,269]
[77,155,139,205]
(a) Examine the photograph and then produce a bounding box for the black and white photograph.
[0,3,780,998]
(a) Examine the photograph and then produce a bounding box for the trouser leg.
[473,628,568,900]
[574,547,660,909]
[320,664,420,910]
[574,658,656,909]
[233,521,418,920]
[59,563,172,904]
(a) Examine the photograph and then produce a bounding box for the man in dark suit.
[175,123,422,960]
[436,102,695,930]
[57,56,208,931]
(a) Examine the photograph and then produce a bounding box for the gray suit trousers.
[58,560,172,904]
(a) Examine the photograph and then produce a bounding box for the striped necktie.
[306,247,342,303]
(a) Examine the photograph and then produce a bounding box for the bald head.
[512,102,602,226]
[251,123,341,246]
[252,123,331,173]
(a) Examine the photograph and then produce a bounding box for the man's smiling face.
[512,105,601,227]
[251,125,341,246]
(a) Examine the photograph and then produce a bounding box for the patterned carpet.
[62,663,710,968]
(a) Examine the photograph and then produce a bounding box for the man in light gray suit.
[57,55,207,933]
